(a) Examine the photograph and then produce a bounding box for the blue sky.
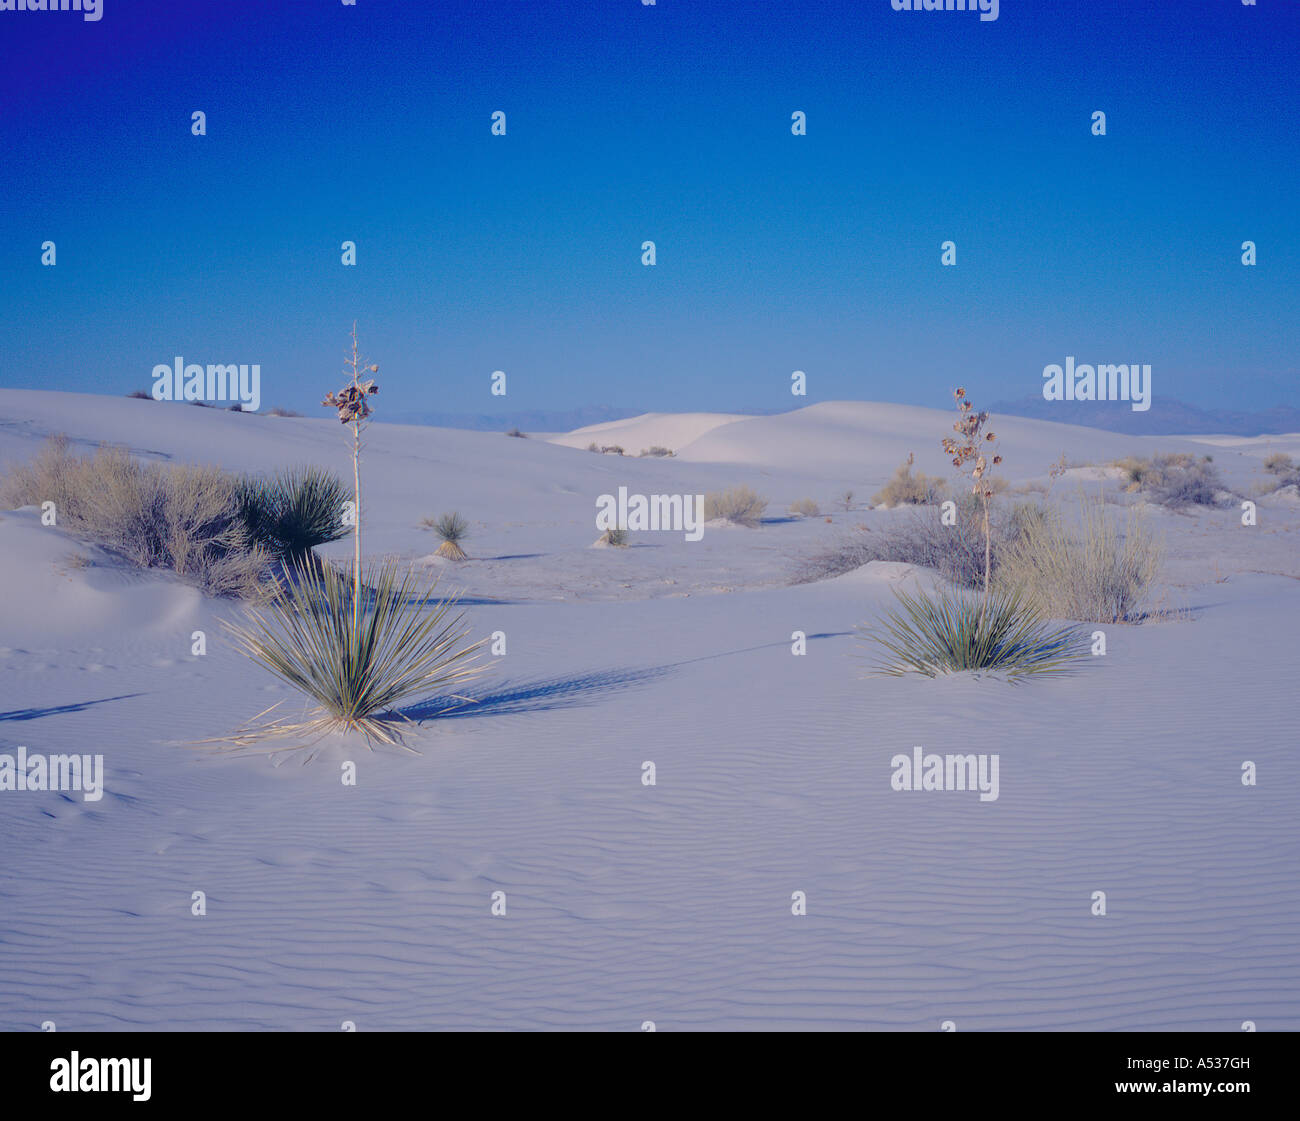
[1,0,1296,418]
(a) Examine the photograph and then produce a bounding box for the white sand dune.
[543,411,751,455]
[1,388,1298,1030]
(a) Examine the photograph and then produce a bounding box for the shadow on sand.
[400,631,853,722]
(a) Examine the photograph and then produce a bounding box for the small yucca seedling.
[859,584,1090,680]
[430,512,470,560]
[223,556,486,746]
[598,526,630,547]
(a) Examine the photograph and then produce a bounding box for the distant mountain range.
[989,397,1300,436]
[376,397,1299,438]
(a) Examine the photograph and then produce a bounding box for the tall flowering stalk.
[941,387,1001,602]
[322,322,379,630]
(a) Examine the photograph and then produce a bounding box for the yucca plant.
[860,584,1090,680]
[429,512,470,560]
[219,324,487,751]
[223,556,486,746]
[239,465,349,563]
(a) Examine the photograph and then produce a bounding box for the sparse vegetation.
[795,493,1022,586]
[1114,452,1227,508]
[126,389,152,400]
[860,585,1091,679]
[704,485,768,527]
[839,490,855,511]
[1263,452,1294,476]
[871,453,944,508]
[1261,452,1299,490]
[265,406,303,418]
[789,497,820,517]
[505,427,527,438]
[599,444,625,456]
[639,446,675,457]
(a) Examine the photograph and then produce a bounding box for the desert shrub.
[126,389,152,399]
[238,465,349,563]
[871,453,944,507]
[859,585,1091,679]
[425,511,469,560]
[223,556,485,744]
[0,436,268,597]
[600,444,625,456]
[1115,453,1225,507]
[639,446,675,458]
[1149,457,1225,508]
[585,442,600,452]
[1261,452,1299,490]
[795,494,1021,586]
[996,496,1162,623]
[839,490,855,511]
[265,406,303,418]
[789,497,820,517]
[505,427,527,438]
[704,485,768,527]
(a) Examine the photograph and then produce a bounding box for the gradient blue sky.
[2,0,1296,418]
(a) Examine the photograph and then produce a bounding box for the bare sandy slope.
[1,389,1297,1030]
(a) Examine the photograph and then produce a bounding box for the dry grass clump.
[789,497,820,517]
[639,446,675,457]
[265,406,303,418]
[0,435,268,597]
[704,485,768,527]
[996,493,1163,623]
[871,453,945,507]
